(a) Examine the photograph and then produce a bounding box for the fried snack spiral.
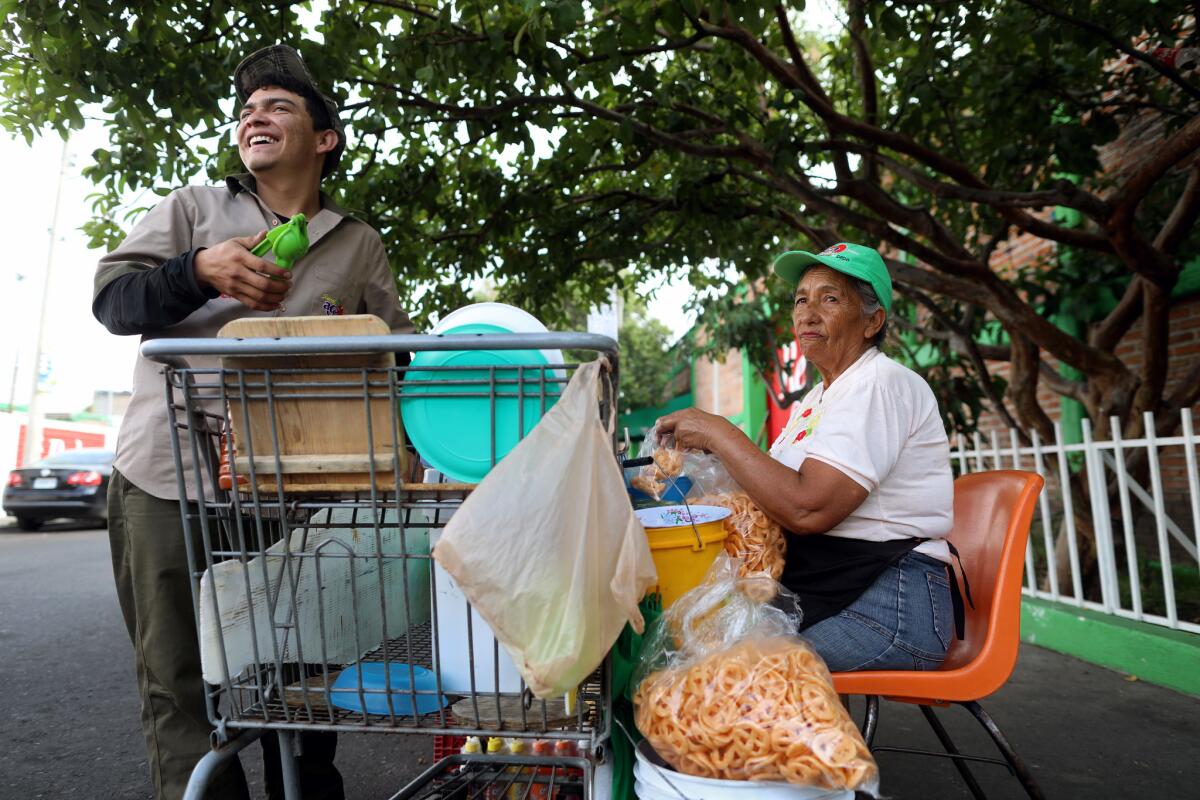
[633,637,877,791]
[631,474,666,498]
[652,447,684,478]
[634,446,686,499]
[695,492,786,581]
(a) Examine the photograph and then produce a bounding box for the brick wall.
[693,349,745,419]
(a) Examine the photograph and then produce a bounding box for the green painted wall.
[1021,598,1200,697]
[741,350,769,448]
[618,391,694,445]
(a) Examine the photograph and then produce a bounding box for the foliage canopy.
[2,0,1198,437]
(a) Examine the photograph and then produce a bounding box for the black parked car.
[3,448,115,530]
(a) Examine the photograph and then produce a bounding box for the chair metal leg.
[861,695,880,748]
[961,701,1046,800]
[921,705,988,800]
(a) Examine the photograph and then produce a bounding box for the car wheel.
[15,517,43,532]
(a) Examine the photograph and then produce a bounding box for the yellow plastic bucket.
[635,505,732,608]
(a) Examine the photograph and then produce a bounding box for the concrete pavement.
[1,522,1196,799]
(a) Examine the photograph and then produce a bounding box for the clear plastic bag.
[632,555,880,795]
[639,423,787,580]
[432,359,658,698]
[628,422,687,500]
[693,486,787,582]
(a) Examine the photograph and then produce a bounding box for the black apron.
[782,532,972,639]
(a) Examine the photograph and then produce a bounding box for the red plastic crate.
[432,735,467,762]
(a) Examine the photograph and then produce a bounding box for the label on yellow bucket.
[635,505,731,528]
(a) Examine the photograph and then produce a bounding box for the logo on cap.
[819,244,848,255]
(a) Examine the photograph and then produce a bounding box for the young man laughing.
[93,45,412,800]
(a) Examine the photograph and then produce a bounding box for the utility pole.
[24,138,69,465]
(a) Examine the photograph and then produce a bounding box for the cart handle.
[141,332,618,363]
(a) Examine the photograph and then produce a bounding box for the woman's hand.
[655,408,736,452]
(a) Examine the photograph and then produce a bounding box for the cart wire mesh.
[145,333,619,753]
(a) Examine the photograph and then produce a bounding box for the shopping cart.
[142,331,620,800]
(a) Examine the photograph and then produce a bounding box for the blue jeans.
[800,551,954,672]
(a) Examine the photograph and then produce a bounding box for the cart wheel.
[16,517,42,532]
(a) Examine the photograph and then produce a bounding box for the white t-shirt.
[768,348,953,562]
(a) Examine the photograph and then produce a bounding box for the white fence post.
[1183,409,1200,579]
[1053,422,1085,605]
[1109,415,1143,619]
[1030,429,1060,598]
[1143,412,1179,628]
[1010,428,1037,592]
[1081,418,1119,614]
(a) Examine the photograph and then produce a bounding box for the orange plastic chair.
[831,470,1046,799]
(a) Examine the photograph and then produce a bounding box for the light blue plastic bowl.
[329,663,447,717]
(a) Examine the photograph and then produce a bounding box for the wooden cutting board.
[217,315,409,492]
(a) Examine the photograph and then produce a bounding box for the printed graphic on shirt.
[320,293,345,316]
[774,402,823,449]
[791,406,823,443]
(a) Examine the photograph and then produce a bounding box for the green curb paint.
[1021,597,1200,697]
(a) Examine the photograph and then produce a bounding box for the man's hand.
[194,231,292,311]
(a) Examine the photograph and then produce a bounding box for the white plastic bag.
[432,358,658,698]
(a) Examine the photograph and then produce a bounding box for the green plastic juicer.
[250,213,310,269]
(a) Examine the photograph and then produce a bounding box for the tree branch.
[900,287,1022,430]
[772,5,832,102]
[1090,276,1144,351]
[869,149,1111,218]
[713,20,1118,253]
[1130,281,1172,422]
[577,30,711,64]
[1163,355,1200,414]
[1155,162,1200,253]
[1007,334,1055,441]
[1014,0,1200,103]
[1038,360,1088,405]
[1109,112,1200,230]
[847,0,880,184]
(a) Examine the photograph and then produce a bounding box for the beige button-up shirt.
[96,174,413,500]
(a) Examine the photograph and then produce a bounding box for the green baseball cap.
[773,242,893,314]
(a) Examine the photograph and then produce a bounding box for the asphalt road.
[0,522,427,800]
[1,522,1198,799]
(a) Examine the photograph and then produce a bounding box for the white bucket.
[633,741,853,800]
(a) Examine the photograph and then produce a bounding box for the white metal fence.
[950,409,1200,635]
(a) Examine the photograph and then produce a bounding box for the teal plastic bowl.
[401,323,561,483]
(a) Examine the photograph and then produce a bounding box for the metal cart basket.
[143,331,620,800]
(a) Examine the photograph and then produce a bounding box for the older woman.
[657,242,959,672]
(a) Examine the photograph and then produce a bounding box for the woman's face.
[791,266,884,373]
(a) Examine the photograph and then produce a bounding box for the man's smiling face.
[237,86,325,175]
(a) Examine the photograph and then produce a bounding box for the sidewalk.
[862,643,1197,798]
[342,641,1198,799]
[2,525,1195,798]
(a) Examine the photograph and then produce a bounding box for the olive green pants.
[107,468,343,800]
